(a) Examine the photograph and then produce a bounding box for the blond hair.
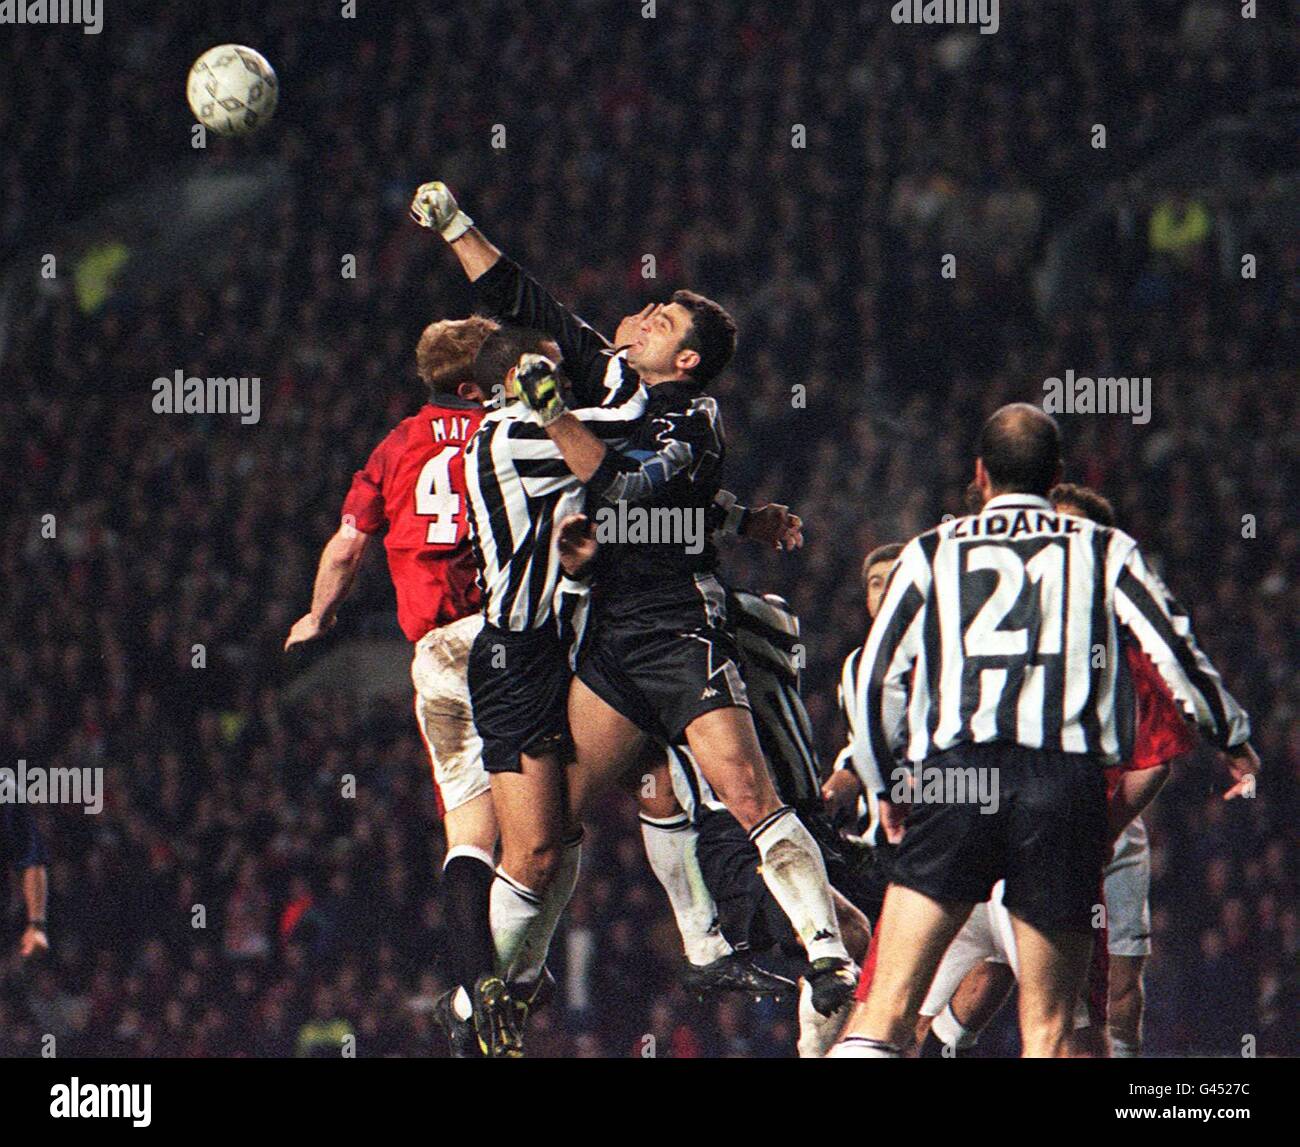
[416,315,499,393]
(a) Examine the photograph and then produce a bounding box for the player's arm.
[515,354,718,500]
[822,749,865,823]
[1107,765,1170,842]
[5,804,50,958]
[552,514,598,671]
[20,863,49,958]
[708,489,803,551]
[1112,538,1259,798]
[411,181,616,404]
[285,524,371,649]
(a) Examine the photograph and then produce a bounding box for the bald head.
[977,403,1062,496]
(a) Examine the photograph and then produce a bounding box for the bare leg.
[837,884,973,1053]
[488,750,578,985]
[1009,913,1094,1058]
[834,889,871,965]
[443,788,498,855]
[566,677,649,821]
[1108,954,1146,1057]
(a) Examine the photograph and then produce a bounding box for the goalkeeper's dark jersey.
[473,254,728,596]
[584,381,726,594]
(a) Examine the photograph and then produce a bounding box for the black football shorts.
[467,622,572,773]
[887,740,1109,933]
[576,574,750,744]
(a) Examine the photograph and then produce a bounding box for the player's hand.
[744,504,803,551]
[284,612,334,650]
[614,304,655,351]
[556,514,598,578]
[878,797,907,844]
[1221,742,1260,801]
[19,925,48,959]
[821,769,863,822]
[409,180,475,242]
[515,353,568,426]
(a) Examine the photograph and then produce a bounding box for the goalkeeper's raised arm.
[410,180,620,407]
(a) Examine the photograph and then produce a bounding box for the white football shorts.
[412,613,489,816]
[1104,816,1152,957]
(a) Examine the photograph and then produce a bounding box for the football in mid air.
[186,45,278,137]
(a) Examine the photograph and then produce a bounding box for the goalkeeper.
[413,176,861,1017]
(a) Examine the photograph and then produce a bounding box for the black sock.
[442,852,496,995]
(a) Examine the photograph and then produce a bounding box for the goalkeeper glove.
[409,180,475,242]
[514,354,567,426]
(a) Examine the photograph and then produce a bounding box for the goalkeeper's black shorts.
[576,574,750,744]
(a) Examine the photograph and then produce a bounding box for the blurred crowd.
[0,2,1294,1056]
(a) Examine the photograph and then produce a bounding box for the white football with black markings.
[187,45,278,137]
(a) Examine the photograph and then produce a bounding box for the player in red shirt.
[285,315,499,1055]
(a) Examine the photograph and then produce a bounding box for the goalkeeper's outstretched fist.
[409,179,502,280]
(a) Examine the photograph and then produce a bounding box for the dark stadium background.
[0,1,1294,1057]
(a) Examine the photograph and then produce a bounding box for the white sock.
[750,807,848,964]
[489,867,545,982]
[931,1003,979,1051]
[495,834,582,985]
[1111,1035,1140,1058]
[452,986,472,1021]
[640,813,732,966]
[797,977,851,1058]
[827,1035,901,1059]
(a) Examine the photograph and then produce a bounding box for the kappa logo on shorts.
[700,686,720,700]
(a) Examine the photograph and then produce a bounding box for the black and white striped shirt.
[464,355,644,630]
[834,647,885,846]
[850,493,1250,778]
[731,590,822,809]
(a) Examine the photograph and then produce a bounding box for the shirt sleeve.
[1,803,48,870]
[473,257,616,408]
[340,434,392,536]
[588,398,723,505]
[1112,537,1250,750]
[852,538,930,789]
[706,489,749,538]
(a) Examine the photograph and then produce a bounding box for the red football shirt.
[1105,642,1199,798]
[341,398,485,642]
